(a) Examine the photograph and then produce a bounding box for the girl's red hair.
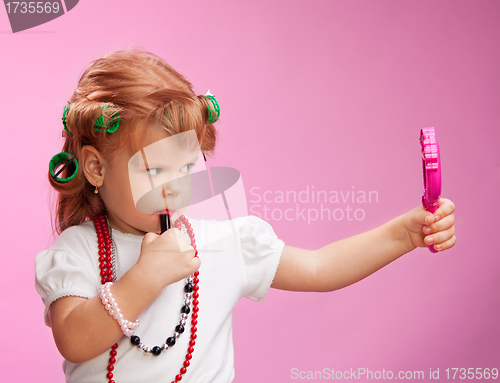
[50,48,219,233]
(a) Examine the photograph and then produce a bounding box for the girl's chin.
[151,209,181,223]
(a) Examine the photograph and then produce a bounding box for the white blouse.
[35,216,284,383]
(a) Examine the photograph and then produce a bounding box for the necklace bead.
[166,336,176,347]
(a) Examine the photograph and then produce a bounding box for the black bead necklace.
[129,278,195,356]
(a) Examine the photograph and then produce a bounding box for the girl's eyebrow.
[188,153,200,162]
[129,147,200,169]
[128,151,145,166]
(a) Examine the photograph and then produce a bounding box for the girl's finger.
[423,213,455,234]
[178,234,193,252]
[142,232,159,245]
[425,225,456,246]
[433,235,457,252]
[432,198,456,222]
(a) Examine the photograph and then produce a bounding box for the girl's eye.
[181,163,194,173]
[146,168,162,175]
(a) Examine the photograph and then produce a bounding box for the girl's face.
[99,128,202,235]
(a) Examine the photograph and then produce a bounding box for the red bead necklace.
[94,214,200,383]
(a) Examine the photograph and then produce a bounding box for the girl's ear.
[81,146,106,188]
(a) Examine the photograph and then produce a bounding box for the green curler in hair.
[205,90,220,124]
[62,104,72,134]
[94,104,120,133]
[49,152,79,183]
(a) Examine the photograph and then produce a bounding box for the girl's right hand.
[136,228,201,290]
[49,228,199,363]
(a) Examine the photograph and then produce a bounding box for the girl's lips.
[154,209,176,215]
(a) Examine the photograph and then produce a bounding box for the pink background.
[1,0,499,381]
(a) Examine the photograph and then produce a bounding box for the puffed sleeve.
[238,216,285,301]
[35,224,99,327]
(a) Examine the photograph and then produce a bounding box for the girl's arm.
[50,229,200,364]
[50,266,161,363]
[271,198,456,292]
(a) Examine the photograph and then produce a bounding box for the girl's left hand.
[403,197,457,252]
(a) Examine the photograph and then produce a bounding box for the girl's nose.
[160,176,184,197]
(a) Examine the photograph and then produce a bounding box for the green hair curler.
[94,104,120,133]
[205,90,220,124]
[62,104,72,134]
[49,152,79,183]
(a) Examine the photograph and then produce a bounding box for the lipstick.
[160,184,171,234]
[160,210,171,234]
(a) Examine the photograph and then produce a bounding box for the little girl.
[35,48,456,383]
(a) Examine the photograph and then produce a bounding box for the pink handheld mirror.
[420,127,441,253]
